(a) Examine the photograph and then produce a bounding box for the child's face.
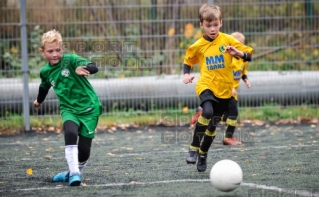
[40,41,63,65]
[200,19,222,40]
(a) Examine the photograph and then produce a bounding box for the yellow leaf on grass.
[46,147,53,151]
[26,168,33,175]
[44,155,53,159]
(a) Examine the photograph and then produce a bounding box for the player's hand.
[232,88,237,97]
[75,66,90,76]
[225,46,242,57]
[34,100,41,109]
[244,79,251,88]
[183,74,195,84]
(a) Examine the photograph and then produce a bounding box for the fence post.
[20,0,30,132]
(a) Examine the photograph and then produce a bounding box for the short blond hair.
[40,29,62,49]
[231,32,245,44]
[199,4,222,23]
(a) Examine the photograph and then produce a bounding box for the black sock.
[191,122,207,148]
[225,125,235,138]
[200,130,216,153]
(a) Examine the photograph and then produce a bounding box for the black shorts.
[199,89,230,115]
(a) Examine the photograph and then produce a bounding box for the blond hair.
[40,29,62,49]
[231,32,245,44]
[199,4,222,23]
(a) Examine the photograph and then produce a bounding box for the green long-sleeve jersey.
[39,53,101,115]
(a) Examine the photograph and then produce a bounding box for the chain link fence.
[0,0,319,131]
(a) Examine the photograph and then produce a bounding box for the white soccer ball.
[209,159,243,192]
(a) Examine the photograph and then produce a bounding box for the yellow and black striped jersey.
[232,57,248,100]
[183,32,253,99]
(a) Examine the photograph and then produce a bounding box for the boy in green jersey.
[34,29,102,186]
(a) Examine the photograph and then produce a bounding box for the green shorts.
[61,107,101,138]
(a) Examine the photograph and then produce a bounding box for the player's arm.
[227,36,253,61]
[183,45,198,84]
[75,63,98,76]
[73,54,99,75]
[34,86,49,108]
[242,63,250,87]
[241,52,251,62]
[225,46,252,62]
[84,63,98,74]
[241,75,251,88]
[184,64,191,74]
[241,74,248,81]
[183,64,194,84]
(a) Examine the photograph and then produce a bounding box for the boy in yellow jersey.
[223,32,251,145]
[190,32,251,146]
[183,4,253,172]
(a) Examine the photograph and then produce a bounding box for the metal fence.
[1,0,319,131]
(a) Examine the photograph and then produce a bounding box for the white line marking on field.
[241,182,319,197]
[15,179,319,197]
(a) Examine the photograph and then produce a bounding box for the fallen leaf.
[111,127,116,131]
[26,168,33,175]
[46,147,53,151]
[44,155,53,159]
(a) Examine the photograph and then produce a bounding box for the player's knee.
[201,109,213,119]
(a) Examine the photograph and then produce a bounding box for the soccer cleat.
[190,107,203,125]
[186,149,199,164]
[197,153,207,172]
[223,137,242,146]
[69,173,82,186]
[52,171,69,182]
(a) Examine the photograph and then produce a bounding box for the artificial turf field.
[1,124,319,197]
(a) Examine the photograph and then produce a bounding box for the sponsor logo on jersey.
[233,70,242,80]
[205,55,225,70]
[49,78,55,87]
[88,130,94,134]
[219,44,226,53]
[61,68,70,77]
